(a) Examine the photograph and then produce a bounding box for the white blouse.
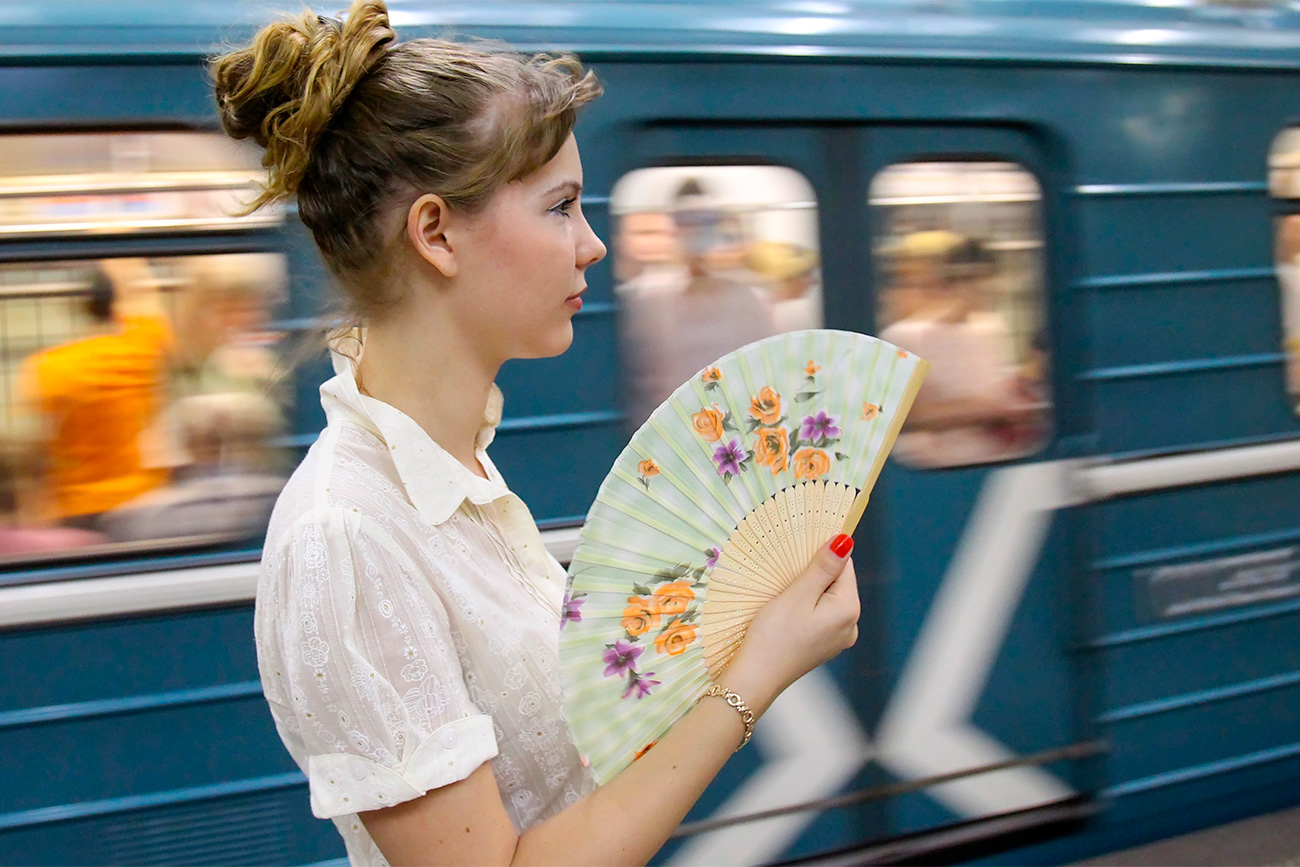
[256,354,594,867]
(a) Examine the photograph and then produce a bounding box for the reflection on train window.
[871,161,1050,469]
[610,165,821,429]
[0,254,289,560]
[0,131,281,238]
[1270,130,1300,407]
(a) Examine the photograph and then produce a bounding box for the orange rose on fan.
[651,579,695,618]
[793,447,831,481]
[862,402,881,421]
[692,404,725,442]
[701,367,722,384]
[637,459,660,478]
[655,619,698,656]
[749,386,782,425]
[622,596,660,637]
[753,426,790,475]
[805,360,820,377]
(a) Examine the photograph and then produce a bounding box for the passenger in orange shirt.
[19,260,172,528]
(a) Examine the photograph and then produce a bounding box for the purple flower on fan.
[713,439,748,478]
[622,670,661,700]
[603,640,643,678]
[560,591,585,630]
[801,411,841,444]
[705,547,721,569]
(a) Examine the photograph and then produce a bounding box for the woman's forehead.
[524,134,582,190]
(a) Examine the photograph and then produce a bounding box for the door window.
[870,161,1050,468]
[610,165,821,429]
[1270,129,1300,408]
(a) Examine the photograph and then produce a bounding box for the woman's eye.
[550,197,576,217]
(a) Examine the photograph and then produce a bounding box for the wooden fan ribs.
[700,479,860,681]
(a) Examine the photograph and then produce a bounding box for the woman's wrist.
[699,684,757,751]
[715,652,780,720]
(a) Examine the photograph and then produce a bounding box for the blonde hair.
[211,0,601,315]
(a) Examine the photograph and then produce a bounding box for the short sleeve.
[259,509,498,819]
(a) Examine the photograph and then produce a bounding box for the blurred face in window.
[673,199,747,275]
[620,212,678,266]
[883,255,941,324]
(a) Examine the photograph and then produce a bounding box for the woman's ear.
[406,194,458,278]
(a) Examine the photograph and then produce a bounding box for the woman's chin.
[519,322,575,360]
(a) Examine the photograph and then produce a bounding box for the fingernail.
[830,533,854,559]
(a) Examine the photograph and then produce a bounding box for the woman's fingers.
[820,556,859,609]
[796,534,854,601]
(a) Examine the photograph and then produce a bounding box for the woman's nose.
[579,218,607,268]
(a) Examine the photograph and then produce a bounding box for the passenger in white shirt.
[881,237,1044,468]
[212,2,861,865]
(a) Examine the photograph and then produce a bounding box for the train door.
[612,123,1095,864]
[860,125,1095,844]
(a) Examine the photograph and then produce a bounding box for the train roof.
[2,0,1299,70]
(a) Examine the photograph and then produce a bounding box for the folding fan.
[558,329,928,783]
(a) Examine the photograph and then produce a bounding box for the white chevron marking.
[875,460,1081,816]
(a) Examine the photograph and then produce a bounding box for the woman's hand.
[720,534,860,716]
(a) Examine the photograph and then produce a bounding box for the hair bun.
[211,0,395,207]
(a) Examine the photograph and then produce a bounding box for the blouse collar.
[319,351,510,526]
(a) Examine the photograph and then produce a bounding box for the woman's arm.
[361,538,860,867]
[905,391,1031,430]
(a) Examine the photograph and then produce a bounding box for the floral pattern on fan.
[695,374,847,484]
[604,563,707,700]
[636,459,660,490]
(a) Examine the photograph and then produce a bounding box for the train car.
[3,1,1300,864]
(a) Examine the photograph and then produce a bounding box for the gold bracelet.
[700,684,756,751]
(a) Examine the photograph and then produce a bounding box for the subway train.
[3,1,1300,864]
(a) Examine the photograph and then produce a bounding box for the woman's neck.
[354,305,498,480]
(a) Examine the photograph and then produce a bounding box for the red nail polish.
[830,533,854,559]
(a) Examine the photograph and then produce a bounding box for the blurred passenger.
[19,260,171,529]
[100,253,288,541]
[882,235,1042,467]
[1277,215,1300,398]
[745,240,821,332]
[620,178,777,427]
[99,391,285,542]
[148,253,286,472]
[0,438,107,555]
[879,229,962,327]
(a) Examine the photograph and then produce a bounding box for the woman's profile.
[213,3,861,863]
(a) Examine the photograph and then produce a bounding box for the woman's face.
[451,134,606,362]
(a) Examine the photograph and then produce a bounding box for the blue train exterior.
[3,1,1300,864]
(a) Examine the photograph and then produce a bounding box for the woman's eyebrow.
[542,180,582,198]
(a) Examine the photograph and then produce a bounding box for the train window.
[0,131,281,237]
[610,165,821,429]
[870,161,1050,469]
[0,253,289,561]
[1270,130,1300,406]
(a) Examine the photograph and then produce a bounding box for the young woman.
[214,3,861,864]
